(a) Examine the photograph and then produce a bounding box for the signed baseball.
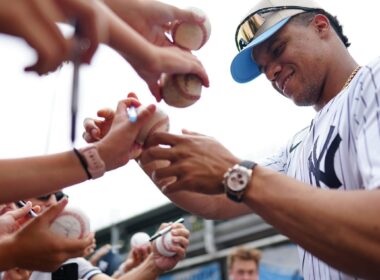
[50,207,90,239]
[161,74,202,108]
[171,7,211,50]
[154,232,176,257]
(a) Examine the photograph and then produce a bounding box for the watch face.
[227,169,250,191]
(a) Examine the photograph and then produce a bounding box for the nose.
[265,61,282,83]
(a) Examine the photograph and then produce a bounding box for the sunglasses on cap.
[235,6,319,52]
[37,191,68,202]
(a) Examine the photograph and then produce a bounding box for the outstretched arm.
[143,129,380,279]
[0,98,156,204]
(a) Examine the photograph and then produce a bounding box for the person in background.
[228,247,261,280]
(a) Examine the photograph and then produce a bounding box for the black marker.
[149,218,184,242]
[16,200,37,218]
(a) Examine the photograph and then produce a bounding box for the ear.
[312,14,331,38]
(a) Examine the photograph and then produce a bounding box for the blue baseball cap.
[230,0,323,83]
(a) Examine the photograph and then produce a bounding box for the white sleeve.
[259,126,309,174]
[258,145,288,173]
[351,59,380,190]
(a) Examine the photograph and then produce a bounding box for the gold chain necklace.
[341,65,361,91]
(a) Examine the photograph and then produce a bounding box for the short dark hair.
[227,247,262,270]
[291,9,350,48]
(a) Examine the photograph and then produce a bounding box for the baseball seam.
[173,75,201,101]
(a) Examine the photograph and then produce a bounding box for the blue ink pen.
[127,105,138,123]
[16,200,38,218]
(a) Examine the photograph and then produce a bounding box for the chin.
[292,96,315,107]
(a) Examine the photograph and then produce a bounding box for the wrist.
[223,160,257,203]
[242,165,271,208]
[74,145,106,179]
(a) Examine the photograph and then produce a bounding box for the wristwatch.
[223,160,257,202]
[79,145,106,179]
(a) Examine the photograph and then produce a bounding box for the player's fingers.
[153,163,181,181]
[181,128,206,137]
[140,146,178,165]
[161,180,183,194]
[144,131,182,148]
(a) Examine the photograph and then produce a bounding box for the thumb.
[42,198,68,225]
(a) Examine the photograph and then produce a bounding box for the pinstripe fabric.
[259,57,380,279]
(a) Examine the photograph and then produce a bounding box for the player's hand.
[7,198,95,271]
[140,129,240,195]
[152,222,190,272]
[0,0,104,75]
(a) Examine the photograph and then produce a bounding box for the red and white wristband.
[73,145,105,179]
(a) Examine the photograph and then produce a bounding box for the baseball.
[50,207,90,239]
[161,73,202,108]
[135,105,169,145]
[130,232,150,248]
[154,232,176,257]
[171,7,211,50]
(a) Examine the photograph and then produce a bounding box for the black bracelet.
[73,148,92,179]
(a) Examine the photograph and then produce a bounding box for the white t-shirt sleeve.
[351,59,380,190]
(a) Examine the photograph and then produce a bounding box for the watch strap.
[239,160,257,170]
[77,145,106,179]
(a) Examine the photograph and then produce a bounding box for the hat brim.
[230,17,291,83]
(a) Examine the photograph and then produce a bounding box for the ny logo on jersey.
[308,125,342,189]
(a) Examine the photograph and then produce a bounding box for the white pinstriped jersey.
[260,57,380,280]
